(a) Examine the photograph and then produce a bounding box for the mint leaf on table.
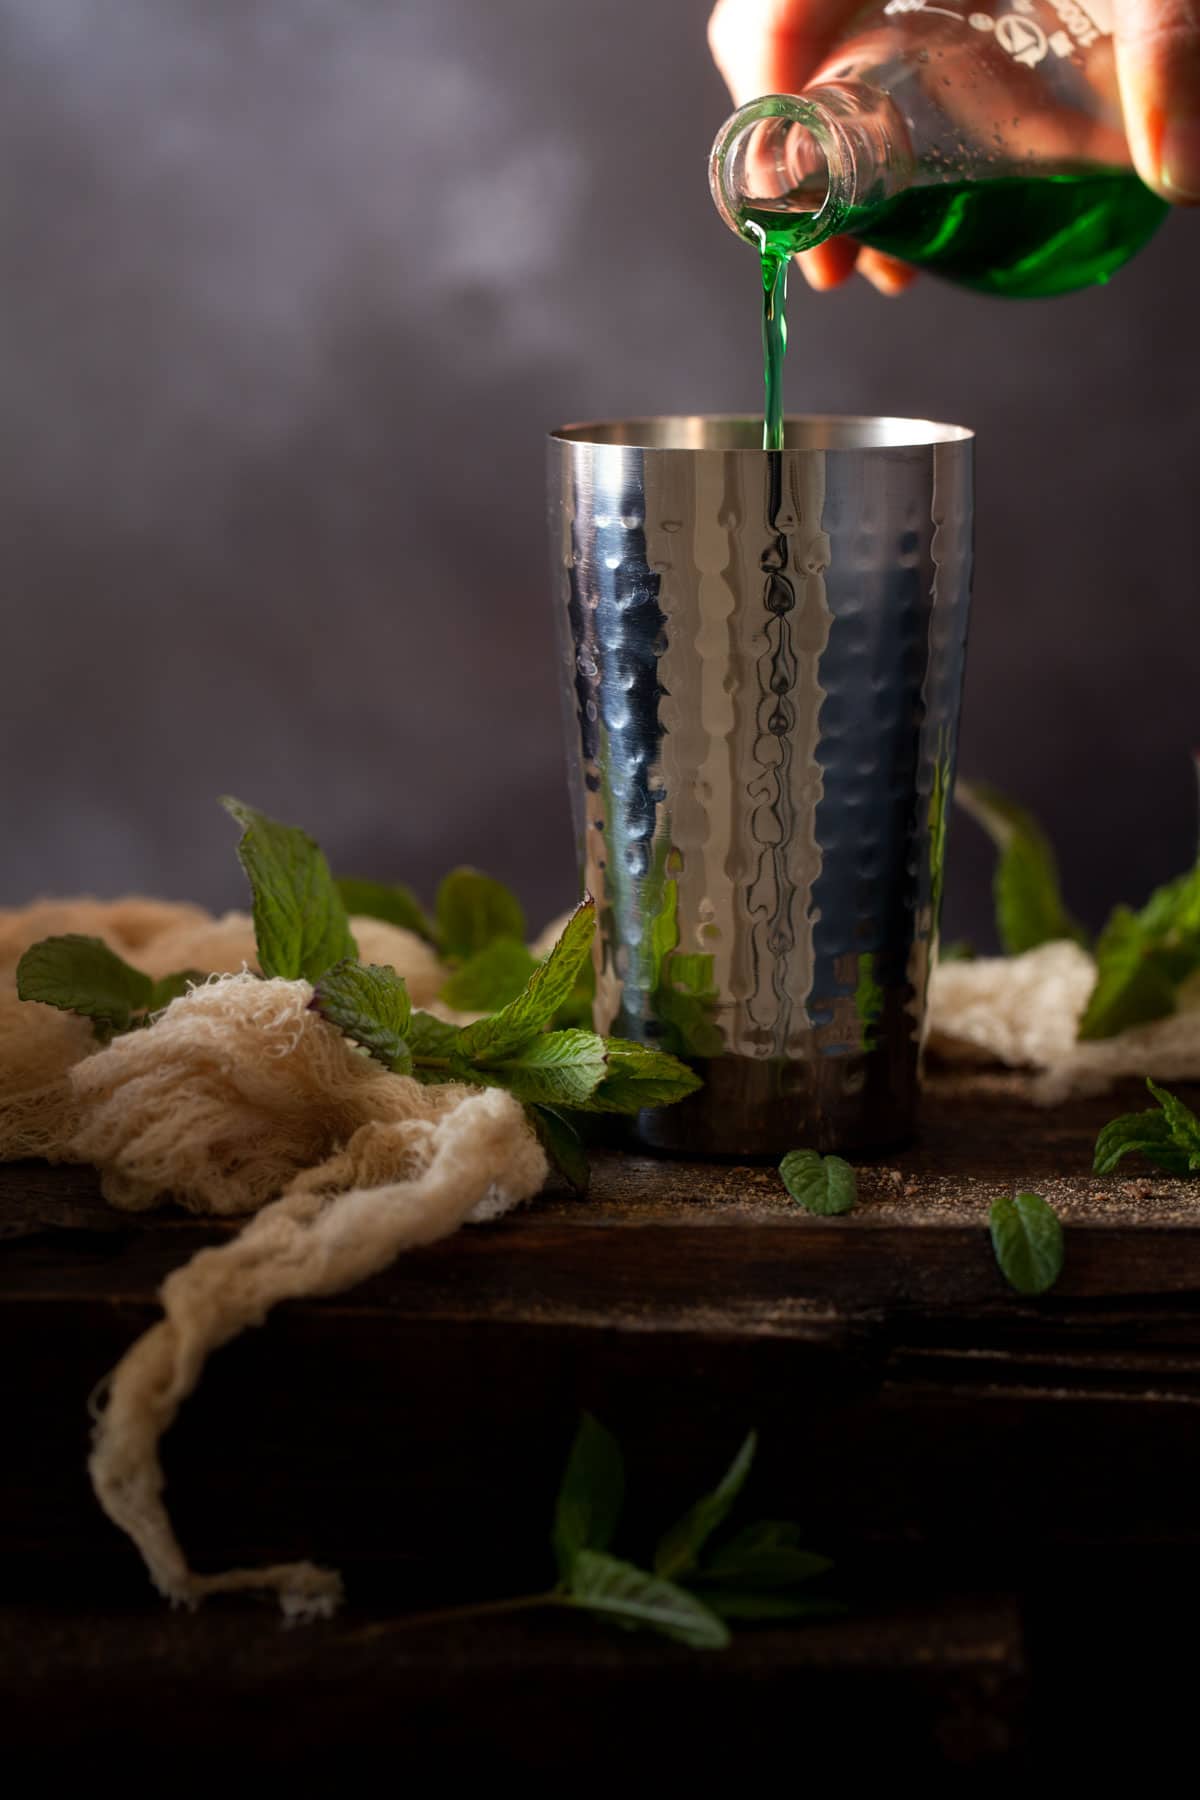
[1094,1078,1200,1176]
[16,935,198,1038]
[436,867,525,961]
[529,1104,591,1196]
[989,1192,1064,1296]
[552,1413,625,1579]
[336,876,434,944]
[583,1039,703,1114]
[455,901,596,1064]
[440,938,538,1012]
[957,781,1086,955]
[311,960,413,1074]
[779,1149,857,1217]
[654,1431,758,1581]
[222,796,357,983]
[567,1550,730,1651]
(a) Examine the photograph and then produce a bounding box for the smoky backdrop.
[2,0,1197,944]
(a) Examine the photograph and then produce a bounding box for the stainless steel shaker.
[548,416,973,1156]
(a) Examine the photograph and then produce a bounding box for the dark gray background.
[2,0,1197,946]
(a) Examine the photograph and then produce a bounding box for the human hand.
[708,0,1200,296]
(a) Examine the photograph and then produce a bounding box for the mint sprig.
[1094,1077,1200,1176]
[16,935,201,1041]
[222,796,356,983]
[989,1192,1064,1296]
[957,781,1085,956]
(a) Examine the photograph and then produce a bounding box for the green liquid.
[746,170,1167,447]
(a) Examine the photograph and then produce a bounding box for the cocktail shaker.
[548,416,972,1156]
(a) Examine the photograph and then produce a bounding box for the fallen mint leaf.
[779,1149,856,1217]
[567,1550,730,1651]
[222,797,356,983]
[552,1413,625,1579]
[312,960,413,1074]
[692,1522,833,1591]
[654,1431,757,1581]
[989,1192,1063,1296]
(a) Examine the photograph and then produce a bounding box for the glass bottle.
[708,0,1169,296]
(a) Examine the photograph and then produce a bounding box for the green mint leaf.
[221,797,357,983]
[312,960,413,1074]
[439,939,538,1013]
[553,952,596,1031]
[1077,908,1180,1041]
[654,1431,757,1581]
[436,867,525,961]
[552,1413,625,1579]
[1093,1107,1189,1177]
[567,1550,730,1651]
[529,1104,591,1196]
[581,1039,703,1114]
[692,1521,833,1591]
[455,901,596,1064]
[460,1029,608,1107]
[17,934,155,1034]
[990,1192,1064,1296]
[697,1590,845,1623]
[336,876,434,943]
[146,970,203,1013]
[405,1010,463,1082]
[958,781,1086,956]
[1146,1078,1200,1163]
[779,1149,857,1217]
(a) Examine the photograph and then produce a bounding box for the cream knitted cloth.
[0,899,545,1618]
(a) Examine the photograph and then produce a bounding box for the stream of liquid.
[746,169,1167,450]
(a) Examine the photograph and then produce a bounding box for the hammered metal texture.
[549,416,973,1156]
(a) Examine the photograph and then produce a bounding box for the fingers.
[795,242,918,294]
[1113,0,1200,201]
[708,0,859,103]
[854,248,919,294]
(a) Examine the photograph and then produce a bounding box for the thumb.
[1113,0,1200,201]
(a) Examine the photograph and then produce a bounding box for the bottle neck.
[709,83,913,251]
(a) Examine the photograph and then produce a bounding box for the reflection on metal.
[549,416,973,1155]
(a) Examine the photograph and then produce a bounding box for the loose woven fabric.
[0,898,545,1614]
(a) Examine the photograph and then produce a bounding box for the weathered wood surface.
[3,1071,1199,1769]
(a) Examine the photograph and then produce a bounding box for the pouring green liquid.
[745,169,1167,451]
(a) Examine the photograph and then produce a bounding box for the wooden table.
[4,1071,1199,1774]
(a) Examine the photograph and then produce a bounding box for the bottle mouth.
[708,95,843,245]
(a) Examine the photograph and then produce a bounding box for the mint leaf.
[654,1431,757,1581]
[17,934,154,1034]
[779,1149,856,1217]
[958,781,1085,955]
[312,960,413,1074]
[698,1591,845,1622]
[436,868,525,961]
[693,1521,833,1591]
[1093,1107,1189,1176]
[465,1028,609,1108]
[336,876,434,943]
[990,1192,1064,1296]
[1077,907,1179,1041]
[567,1550,730,1650]
[440,939,538,1012]
[529,1105,591,1196]
[405,1010,463,1082]
[1146,1078,1200,1162]
[583,1039,702,1114]
[552,1413,625,1579]
[222,797,356,983]
[455,901,596,1064]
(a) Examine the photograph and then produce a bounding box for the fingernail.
[1161,118,1200,202]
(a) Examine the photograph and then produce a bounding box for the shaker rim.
[549,414,973,452]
